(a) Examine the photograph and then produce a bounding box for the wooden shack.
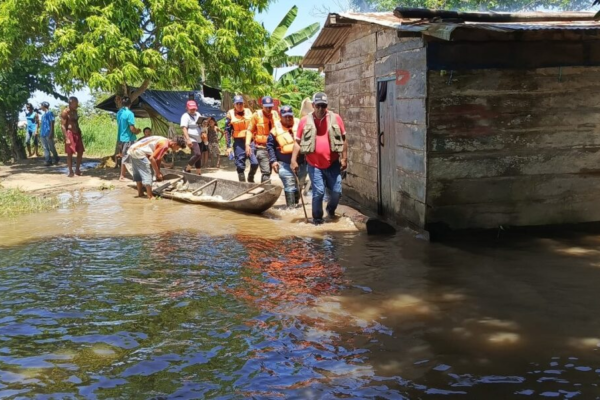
[303,9,600,232]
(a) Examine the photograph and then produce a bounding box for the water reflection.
[1,191,600,398]
[0,233,407,398]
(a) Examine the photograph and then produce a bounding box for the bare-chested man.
[61,96,84,177]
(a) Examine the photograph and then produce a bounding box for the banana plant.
[264,5,320,76]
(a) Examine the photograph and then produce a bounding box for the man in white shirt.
[180,100,204,175]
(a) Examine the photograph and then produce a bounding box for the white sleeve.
[180,113,188,128]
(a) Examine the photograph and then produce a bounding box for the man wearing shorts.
[61,96,84,177]
[127,136,186,199]
[116,97,141,181]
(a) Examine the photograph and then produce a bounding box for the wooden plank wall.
[427,66,600,230]
[375,32,428,228]
[324,24,379,210]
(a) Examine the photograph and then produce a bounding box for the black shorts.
[117,141,135,157]
[199,142,209,152]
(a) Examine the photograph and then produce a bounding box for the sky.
[26,0,350,115]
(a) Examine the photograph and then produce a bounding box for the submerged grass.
[0,187,59,218]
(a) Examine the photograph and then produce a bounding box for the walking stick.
[294,173,309,224]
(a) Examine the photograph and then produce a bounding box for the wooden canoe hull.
[152,169,282,214]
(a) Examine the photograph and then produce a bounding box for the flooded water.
[1,190,600,399]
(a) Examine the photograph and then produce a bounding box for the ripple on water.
[0,233,409,398]
[1,228,600,398]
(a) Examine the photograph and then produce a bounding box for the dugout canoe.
[149,169,282,214]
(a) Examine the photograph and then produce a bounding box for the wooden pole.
[294,174,309,224]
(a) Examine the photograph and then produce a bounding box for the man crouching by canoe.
[126,136,186,199]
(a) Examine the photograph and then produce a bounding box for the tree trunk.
[0,112,26,162]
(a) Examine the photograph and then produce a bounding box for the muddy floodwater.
[1,189,600,399]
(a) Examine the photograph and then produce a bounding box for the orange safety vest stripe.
[227,108,253,139]
[272,119,298,155]
[254,110,280,145]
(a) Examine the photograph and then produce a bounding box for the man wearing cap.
[116,97,141,180]
[180,100,204,175]
[291,92,347,224]
[247,96,281,183]
[39,101,60,166]
[226,95,258,182]
[267,105,307,208]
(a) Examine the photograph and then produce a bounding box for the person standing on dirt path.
[291,92,348,225]
[180,100,204,175]
[206,117,223,168]
[226,95,258,182]
[116,97,141,181]
[61,96,84,177]
[268,105,307,208]
[39,102,59,166]
[24,103,40,158]
[247,96,280,183]
[127,136,186,199]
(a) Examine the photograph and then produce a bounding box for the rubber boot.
[237,172,246,182]
[294,191,300,207]
[248,165,258,183]
[285,192,296,208]
[261,174,270,183]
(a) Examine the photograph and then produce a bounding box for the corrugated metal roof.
[303,12,600,67]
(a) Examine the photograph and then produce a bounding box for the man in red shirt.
[291,92,348,224]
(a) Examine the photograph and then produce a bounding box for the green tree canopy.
[352,0,592,11]
[263,5,320,75]
[273,69,324,112]
[0,0,64,161]
[44,0,275,100]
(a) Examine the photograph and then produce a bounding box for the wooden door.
[378,82,396,218]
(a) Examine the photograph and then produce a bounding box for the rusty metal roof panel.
[303,12,600,67]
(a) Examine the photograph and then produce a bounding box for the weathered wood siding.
[427,66,600,229]
[324,24,379,210]
[375,33,428,228]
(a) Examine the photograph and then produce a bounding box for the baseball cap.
[312,92,328,105]
[233,95,244,104]
[261,96,274,107]
[280,105,294,117]
[41,101,50,108]
[186,100,198,110]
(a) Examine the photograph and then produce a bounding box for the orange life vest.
[271,119,298,155]
[227,108,253,139]
[253,110,280,146]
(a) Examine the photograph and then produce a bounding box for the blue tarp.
[95,88,226,123]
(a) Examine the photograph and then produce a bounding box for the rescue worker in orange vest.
[226,95,258,182]
[246,96,280,183]
[267,105,307,208]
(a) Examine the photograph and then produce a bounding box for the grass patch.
[0,187,59,217]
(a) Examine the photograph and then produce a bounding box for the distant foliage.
[274,70,324,114]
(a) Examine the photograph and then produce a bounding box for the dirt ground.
[0,154,369,227]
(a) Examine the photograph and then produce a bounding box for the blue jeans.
[40,136,59,164]
[308,160,342,221]
[279,161,307,193]
[233,139,258,173]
